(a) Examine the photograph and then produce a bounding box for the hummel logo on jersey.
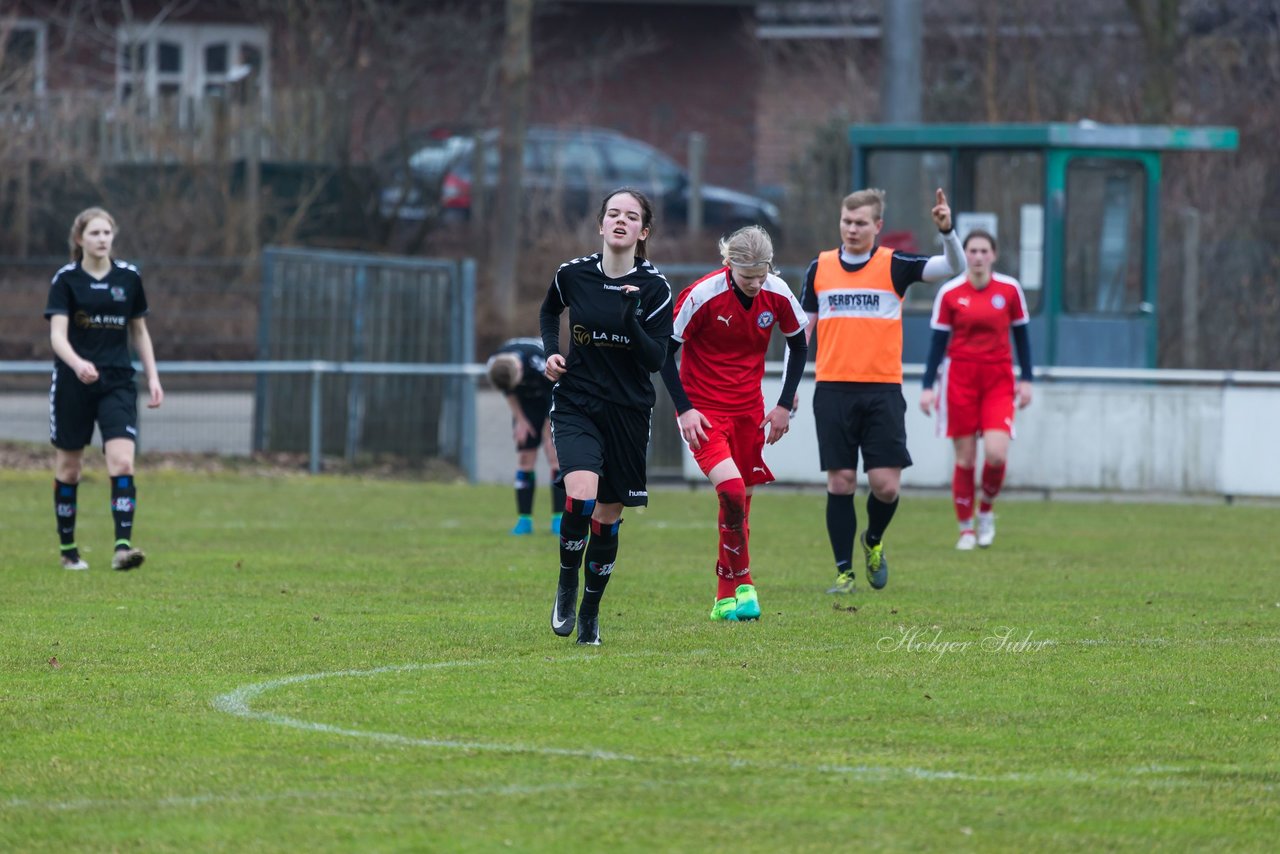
[716,314,732,326]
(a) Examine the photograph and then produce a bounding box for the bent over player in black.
[540,188,673,645]
[486,337,565,535]
[45,207,163,571]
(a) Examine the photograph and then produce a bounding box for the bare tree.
[1125,0,1182,122]
[488,0,533,330]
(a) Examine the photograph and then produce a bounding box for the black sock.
[550,468,566,519]
[579,518,620,617]
[55,479,80,558]
[111,475,137,550]
[559,497,594,588]
[826,492,856,572]
[514,469,535,516]
[864,494,899,547]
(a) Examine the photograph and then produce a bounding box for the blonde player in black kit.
[540,188,673,645]
[45,207,163,571]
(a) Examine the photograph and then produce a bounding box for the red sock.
[979,462,1006,513]
[953,465,975,525]
[716,477,749,598]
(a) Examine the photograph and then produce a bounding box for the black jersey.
[44,260,149,372]
[490,337,553,402]
[800,246,932,310]
[540,253,673,411]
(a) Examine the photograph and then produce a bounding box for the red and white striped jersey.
[930,272,1029,364]
[673,267,806,415]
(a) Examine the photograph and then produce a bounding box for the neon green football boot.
[862,532,888,590]
[710,597,739,621]
[734,584,761,621]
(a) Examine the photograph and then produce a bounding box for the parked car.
[377,125,781,236]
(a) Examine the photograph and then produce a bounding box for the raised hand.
[931,188,953,232]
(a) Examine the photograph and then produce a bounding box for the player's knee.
[55,459,82,483]
[107,461,135,477]
[592,502,623,525]
[826,470,857,495]
[715,477,747,529]
[867,472,900,503]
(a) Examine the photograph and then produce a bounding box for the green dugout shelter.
[849,122,1239,368]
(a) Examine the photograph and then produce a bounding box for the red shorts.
[938,359,1016,438]
[687,410,774,487]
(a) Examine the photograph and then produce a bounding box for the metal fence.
[256,247,476,462]
[0,360,482,478]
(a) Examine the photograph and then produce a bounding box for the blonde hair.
[719,225,774,271]
[486,353,521,392]
[68,207,118,262]
[841,188,887,221]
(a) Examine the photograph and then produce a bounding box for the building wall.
[531,3,760,190]
[754,38,879,191]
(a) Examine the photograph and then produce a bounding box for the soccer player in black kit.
[485,337,565,535]
[45,207,163,571]
[540,188,673,645]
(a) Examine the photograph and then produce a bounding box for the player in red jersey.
[659,226,808,621]
[919,230,1034,550]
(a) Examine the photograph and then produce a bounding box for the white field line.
[209,657,1277,791]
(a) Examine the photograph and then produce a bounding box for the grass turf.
[1,470,1277,852]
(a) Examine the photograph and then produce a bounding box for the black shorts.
[812,382,912,473]
[515,394,551,451]
[550,390,651,507]
[49,367,139,451]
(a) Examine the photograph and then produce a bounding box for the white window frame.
[115,23,270,109]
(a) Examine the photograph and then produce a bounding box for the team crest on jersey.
[991,294,1007,309]
[756,311,774,329]
[110,286,127,302]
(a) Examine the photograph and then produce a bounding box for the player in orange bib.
[919,229,1034,550]
[801,188,965,593]
[660,226,808,622]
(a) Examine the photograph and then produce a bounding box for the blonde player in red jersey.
[920,229,1034,550]
[659,226,808,621]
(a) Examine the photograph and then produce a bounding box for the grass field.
[1,468,1278,852]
